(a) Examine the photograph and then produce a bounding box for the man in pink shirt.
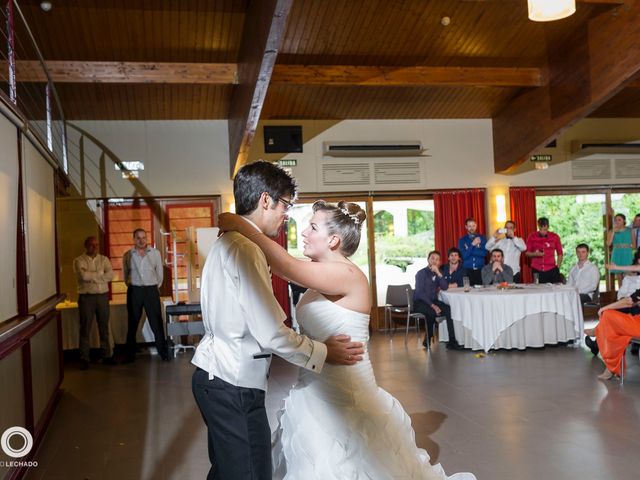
[525,217,563,283]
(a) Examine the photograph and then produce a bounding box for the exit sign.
[530,154,552,162]
[277,159,298,167]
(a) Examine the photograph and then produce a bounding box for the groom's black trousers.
[192,368,271,480]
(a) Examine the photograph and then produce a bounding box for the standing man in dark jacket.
[413,251,463,350]
[458,217,487,286]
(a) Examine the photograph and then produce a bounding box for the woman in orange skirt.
[585,293,640,380]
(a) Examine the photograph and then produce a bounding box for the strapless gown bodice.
[295,290,376,405]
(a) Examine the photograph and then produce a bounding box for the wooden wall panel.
[263,84,519,119]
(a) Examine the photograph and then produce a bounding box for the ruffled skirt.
[272,381,476,480]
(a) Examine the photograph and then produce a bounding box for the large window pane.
[373,200,434,306]
[536,194,605,281]
[610,193,640,225]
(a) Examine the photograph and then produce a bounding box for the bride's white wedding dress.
[272,290,476,480]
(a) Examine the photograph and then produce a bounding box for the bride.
[219,200,475,480]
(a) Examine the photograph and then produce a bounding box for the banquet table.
[57,298,173,350]
[439,284,584,352]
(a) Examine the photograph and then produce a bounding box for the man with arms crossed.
[481,248,514,285]
[192,161,364,480]
[73,236,115,370]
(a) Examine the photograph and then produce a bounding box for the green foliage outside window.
[374,210,394,236]
[535,195,606,279]
[536,193,640,281]
[408,209,434,235]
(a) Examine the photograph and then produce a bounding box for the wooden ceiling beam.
[11,60,545,87]
[492,0,640,173]
[227,0,293,177]
[271,65,545,87]
[12,60,237,84]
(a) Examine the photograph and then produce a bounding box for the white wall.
[24,139,57,308]
[0,114,18,320]
[67,118,640,224]
[69,120,234,207]
[272,118,640,193]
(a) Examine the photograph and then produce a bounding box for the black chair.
[383,284,410,334]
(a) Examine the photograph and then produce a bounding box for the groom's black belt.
[252,353,272,359]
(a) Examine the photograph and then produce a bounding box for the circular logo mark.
[1,427,33,458]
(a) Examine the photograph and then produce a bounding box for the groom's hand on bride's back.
[325,334,365,365]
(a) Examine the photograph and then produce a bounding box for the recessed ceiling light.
[40,1,52,12]
[441,16,451,26]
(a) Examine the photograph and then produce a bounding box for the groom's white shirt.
[192,229,327,391]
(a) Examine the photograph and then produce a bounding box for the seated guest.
[584,292,640,380]
[525,217,563,283]
[442,247,466,287]
[481,249,514,285]
[485,220,527,283]
[583,252,640,357]
[413,251,463,350]
[617,250,640,302]
[457,217,487,286]
[567,243,600,304]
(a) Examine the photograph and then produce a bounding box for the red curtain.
[434,189,487,255]
[509,187,537,283]
[272,226,291,326]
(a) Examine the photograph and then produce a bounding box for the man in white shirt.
[567,243,600,304]
[122,228,169,362]
[73,236,115,370]
[485,220,527,283]
[192,161,364,480]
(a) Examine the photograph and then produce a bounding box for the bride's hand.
[325,334,364,366]
[218,212,257,237]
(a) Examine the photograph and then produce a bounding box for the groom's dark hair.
[233,161,297,215]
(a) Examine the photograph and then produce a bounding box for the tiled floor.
[24,332,640,480]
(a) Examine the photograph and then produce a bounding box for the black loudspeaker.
[263,126,303,153]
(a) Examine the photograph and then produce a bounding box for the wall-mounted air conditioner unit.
[323,141,425,157]
[571,140,640,158]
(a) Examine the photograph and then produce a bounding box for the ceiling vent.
[323,141,425,157]
[571,141,640,158]
[571,158,611,180]
[318,159,425,191]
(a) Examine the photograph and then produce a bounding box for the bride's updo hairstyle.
[312,200,367,257]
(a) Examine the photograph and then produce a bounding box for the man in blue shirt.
[458,217,487,286]
[413,251,463,350]
[442,247,467,287]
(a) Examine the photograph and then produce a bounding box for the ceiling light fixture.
[528,0,575,22]
[40,1,52,12]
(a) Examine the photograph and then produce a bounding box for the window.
[535,193,605,283]
[107,204,153,303]
[373,200,434,305]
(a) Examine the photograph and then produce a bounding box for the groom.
[192,161,365,480]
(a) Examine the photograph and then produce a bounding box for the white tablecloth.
[439,284,584,352]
